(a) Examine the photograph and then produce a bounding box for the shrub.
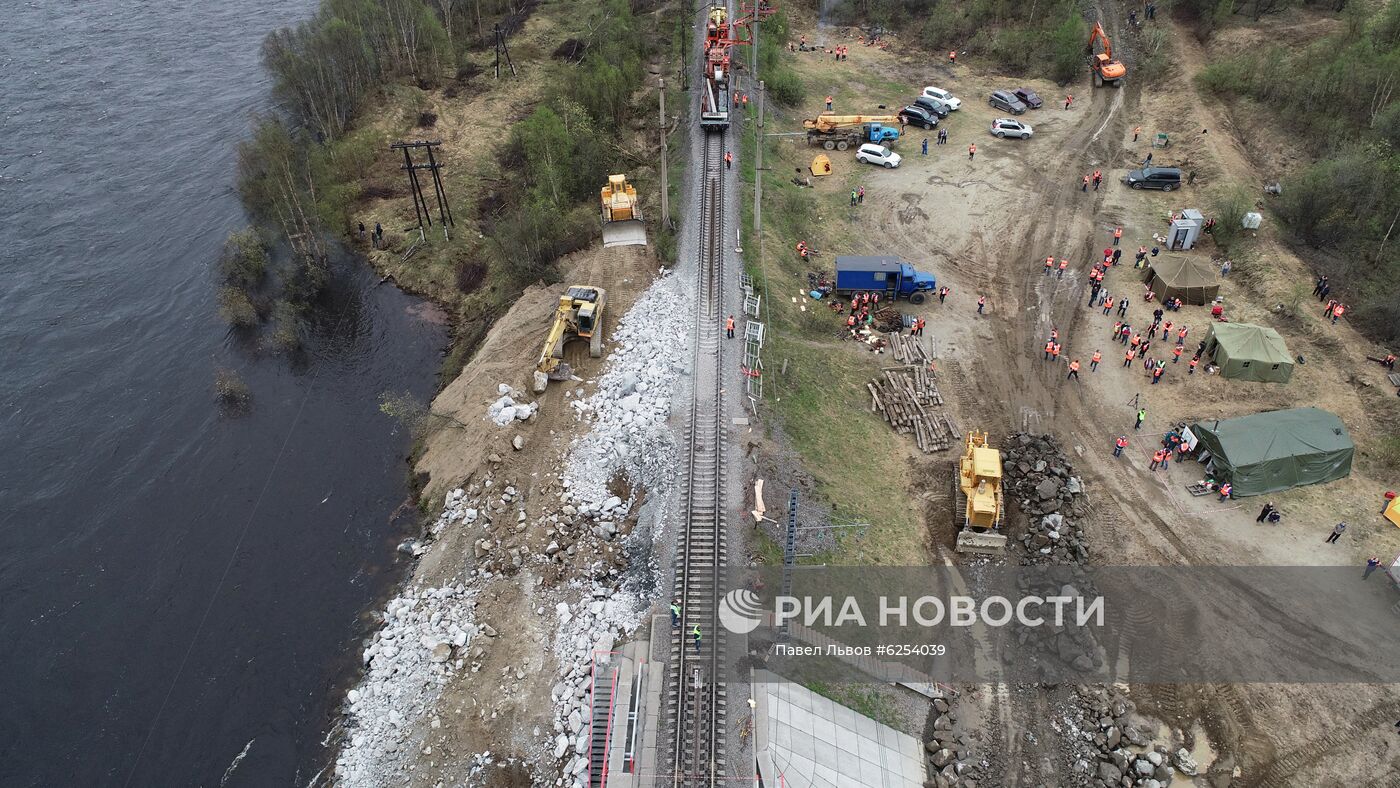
[765,68,806,107]
[455,259,487,292]
[1208,187,1256,252]
[269,299,305,351]
[214,368,253,416]
[218,286,261,328]
[219,228,268,287]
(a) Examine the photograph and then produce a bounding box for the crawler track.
[668,129,729,786]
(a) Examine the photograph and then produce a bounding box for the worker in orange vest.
[1093,169,1103,190]
[1113,435,1128,457]
[1103,296,1115,316]
[725,150,733,169]
[1150,449,1165,471]
[968,143,976,160]
[1177,327,1188,345]
[977,295,986,313]
[725,314,736,338]
[1332,303,1345,324]
[1130,333,1141,349]
[1162,320,1173,340]
[1172,345,1183,363]
[1124,348,1136,367]
[1051,342,1062,360]
[1065,94,1073,110]
[949,50,956,64]
[1189,357,1199,374]
[1133,125,1142,142]
[1044,255,1055,275]
[1044,340,1055,360]
[825,95,833,110]
[1058,259,1068,278]
[1067,359,1081,380]
[1219,482,1233,500]
[1082,174,1090,192]
[1113,226,1123,245]
[1090,350,1102,370]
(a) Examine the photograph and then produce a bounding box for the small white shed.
[1169,208,1204,250]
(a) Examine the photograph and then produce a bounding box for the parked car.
[913,96,951,118]
[921,86,961,111]
[989,90,1027,115]
[856,143,902,169]
[1124,166,1182,191]
[898,105,939,129]
[989,118,1034,139]
[1012,87,1043,109]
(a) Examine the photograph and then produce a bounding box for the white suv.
[921,86,961,111]
[856,143,901,168]
[989,118,1033,139]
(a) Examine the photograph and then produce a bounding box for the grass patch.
[806,679,900,728]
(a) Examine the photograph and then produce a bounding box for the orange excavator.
[1089,22,1126,87]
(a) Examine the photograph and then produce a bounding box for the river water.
[0,2,446,785]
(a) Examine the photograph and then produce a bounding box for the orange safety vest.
[1106,298,1114,309]
[949,51,956,61]
[1153,451,1164,463]
[725,151,733,162]
[1091,352,1101,363]
[1059,260,1068,270]
[1045,341,1054,353]
[1083,175,1090,185]
[1126,349,1136,361]
[1178,329,1187,339]
[1334,305,1345,316]
[825,95,833,104]
[1052,343,1061,356]
[1153,366,1163,378]
[1116,437,1128,448]
[969,144,976,154]
[1173,346,1183,357]
[725,317,735,330]
[1221,484,1232,496]
[1131,334,1141,347]
[1069,361,1080,372]
[1045,257,1054,268]
[1189,358,1198,368]
[1113,227,1122,239]
[978,296,986,305]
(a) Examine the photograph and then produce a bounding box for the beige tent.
[810,154,833,176]
[1143,257,1219,305]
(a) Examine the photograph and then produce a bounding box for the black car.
[913,96,951,118]
[1124,166,1183,191]
[988,90,1027,115]
[1013,87,1043,109]
[898,105,939,129]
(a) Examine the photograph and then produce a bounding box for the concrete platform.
[753,670,926,788]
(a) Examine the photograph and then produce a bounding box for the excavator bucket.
[955,530,1008,555]
[602,219,648,248]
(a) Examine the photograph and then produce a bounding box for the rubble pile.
[487,383,538,426]
[334,582,480,786]
[923,695,983,787]
[1062,687,1189,788]
[566,272,691,510]
[1001,433,1090,565]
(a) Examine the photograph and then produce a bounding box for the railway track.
[667,129,729,786]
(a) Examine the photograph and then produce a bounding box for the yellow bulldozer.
[534,286,607,392]
[600,174,647,248]
[954,430,1006,554]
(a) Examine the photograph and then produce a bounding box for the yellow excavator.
[534,286,607,392]
[1089,22,1126,88]
[600,174,647,248]
[954,430,1006,554]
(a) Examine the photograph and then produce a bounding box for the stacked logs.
[868,333,960,453]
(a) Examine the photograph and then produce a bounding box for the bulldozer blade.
[954,530,1007,555]
[546,363,574,382]
[602,220,647,248]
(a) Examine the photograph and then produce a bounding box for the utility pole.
[390,140,455,239]
[659,78,670,229]
[754,81,764,236]
[493,23,517,79]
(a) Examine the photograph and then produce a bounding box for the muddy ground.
[753,5,1400,786]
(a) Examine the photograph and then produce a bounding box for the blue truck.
[834,256,936,304]
[803,119,901,151]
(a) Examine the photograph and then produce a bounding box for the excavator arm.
[802,113,901,133]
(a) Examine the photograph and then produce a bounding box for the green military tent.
[1143,257,1219,305]
[1205,322,1294,383]
[1189,408,1353,497]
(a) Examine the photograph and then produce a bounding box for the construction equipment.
[600,174,647,248]
[802,113,901,150]
[1088,22,1126,87]
[954,430,1007,554]
[534,286,607,392]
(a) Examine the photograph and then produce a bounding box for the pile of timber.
[868,366,960,454]
[872,307,904,333]
[887,331,931,366]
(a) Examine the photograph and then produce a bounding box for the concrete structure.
[753,670,926,788]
